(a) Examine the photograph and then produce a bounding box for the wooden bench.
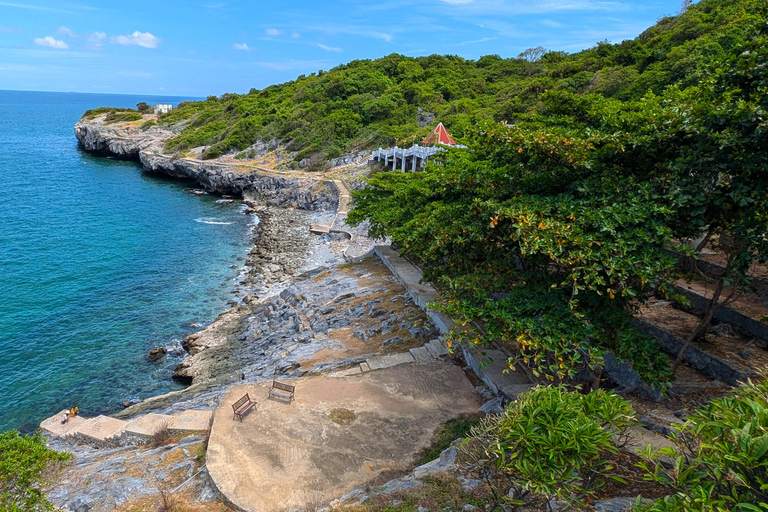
[232,393,256,421]
[268,380,295,404]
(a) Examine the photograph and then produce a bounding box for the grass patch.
[417,414,483,465]
[329,408,356,425]
[140,119,157,130]
[335,473,489,512]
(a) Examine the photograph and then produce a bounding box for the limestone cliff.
[74,116,337,211]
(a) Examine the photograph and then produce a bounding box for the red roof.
[422,122,456,146]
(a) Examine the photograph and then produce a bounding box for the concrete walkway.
[206,362,481,512]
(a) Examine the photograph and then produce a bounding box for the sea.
[0,90,254,432]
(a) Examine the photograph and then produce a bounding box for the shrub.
[0,430,73,511]
[637,378,768,511]
[460,386,634,509]
[150,422,173,448]
[418,414,482,465]
[104,110,143,124]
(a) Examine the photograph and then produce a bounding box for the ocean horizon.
[0,90,253,432]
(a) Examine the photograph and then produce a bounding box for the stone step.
[409,346,433,362]
[124,413,175,437]
[366,352,415,370]
[621,425,677,464]
[309,224,331,234]
[72,415,128,442]
[427,338,449,357]
[500,383,536,400]
[40,409,89,437]
[359,362,371,373]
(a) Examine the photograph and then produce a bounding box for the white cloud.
[0,1,69,12]
[457,36,497,45]
[312,42,342,52]
[233,42,250,51]
[0,25,22,33]
[265,28,283,36]
[85,31,106,49]
[291,31,301,38]
[57,26,76,37]
[111,31,160,49]
[33,36,69,49]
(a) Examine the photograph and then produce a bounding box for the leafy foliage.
[0,430,72,511]
[461,386,634,509]
[153,0,764,161]
[349,108,679,386]
[349,4,768,387]
[637,378,768,511]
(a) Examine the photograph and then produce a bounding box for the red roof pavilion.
[422,122,456,146]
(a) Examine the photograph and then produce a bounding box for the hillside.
[151,0,765,164]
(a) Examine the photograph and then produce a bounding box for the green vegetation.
[461,386,634,509]
[81,106,134,120]
[349,1,768,388]
[0,430,72,511]
[81,107,144,124]
[417,414,482,465]
[638,378,768,511]
[152,0,764,163]
[329,408,357,425]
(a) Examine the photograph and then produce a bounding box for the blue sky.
[0,0,686,96]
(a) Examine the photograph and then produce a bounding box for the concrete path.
[206,362,482,512]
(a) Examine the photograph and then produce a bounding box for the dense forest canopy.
[158,0,766,163]
[349,0,768,388]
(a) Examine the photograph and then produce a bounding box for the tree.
[656,32,768,373]
[350,111,677,388]
[0,430,72,511]
[136,102,151,114]
[517,46,547,63]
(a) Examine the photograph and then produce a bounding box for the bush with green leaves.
[460,385,635,510]
[637,378,768,511]
[0,430,73,511]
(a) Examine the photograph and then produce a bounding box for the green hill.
[157,0,764,164]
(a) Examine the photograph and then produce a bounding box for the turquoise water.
[0,91,253,432]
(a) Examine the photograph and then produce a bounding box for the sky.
[0,0,688,96]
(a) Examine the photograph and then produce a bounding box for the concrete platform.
[124,413,174,437]
[40,410,88,437]
[168,409,213,431]
[75,415,127,442]
[206,362,482,512]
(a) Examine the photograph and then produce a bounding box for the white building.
[153,104,173,114]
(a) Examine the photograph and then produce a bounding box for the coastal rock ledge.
[74,115,337,211]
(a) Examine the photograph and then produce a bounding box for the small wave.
[195,218,233,225]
